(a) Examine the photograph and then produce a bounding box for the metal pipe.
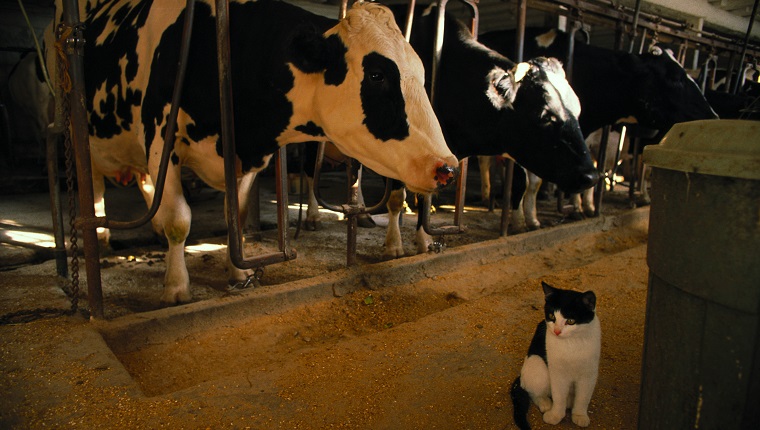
[628,0,643,54]
[92,0,196,232]
[733,0,759,94]
[421,0,476,238]
[311,143,392,215]
[61,0,103,318]
[404,0,417,41]
[500,0,527,237]
[216,0,295,270]
[593,126,610,217]
[46,129,67,278]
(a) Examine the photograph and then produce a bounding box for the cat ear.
[541,281,556,298]
[582,291,597,311]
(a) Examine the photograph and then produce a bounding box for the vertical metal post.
[46,130,67,278]
[732,0,759,94]
[628,0,643,54]
[593,126,610,217]
[217,0,295,270]
[61,0,103,318]
[499,0,526,237]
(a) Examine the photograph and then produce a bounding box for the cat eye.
[547,313,556,322]
[566,319,576,325]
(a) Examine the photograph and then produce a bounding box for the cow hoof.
[583,208,596,218]
[357,214,376,228]
[160,287,192,305]
[382,247,404,260]
[568,211,585,221]
[305,220,322,231]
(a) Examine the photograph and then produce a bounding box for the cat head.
[541,281,596,338]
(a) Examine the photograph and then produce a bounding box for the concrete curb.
[97,207,650,354]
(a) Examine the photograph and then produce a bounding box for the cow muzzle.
[434,162,458,189]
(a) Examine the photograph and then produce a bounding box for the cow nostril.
[435,164,458,188]
[583,171,600,188]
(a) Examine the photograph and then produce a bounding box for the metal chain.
[229,268,265,291]
[0,24,82,325]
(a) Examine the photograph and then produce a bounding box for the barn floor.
[0,165,650,429]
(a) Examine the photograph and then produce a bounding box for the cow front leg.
[477,155,492,206]
[150,158,192,304]
[91,172,111,249]
[383,187,406,259]
[523,171,542,230]
[226,171,256,285]
[304,176,322,231]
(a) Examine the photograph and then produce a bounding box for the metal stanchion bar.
[499,0,526,237]
[46,130,67,278]
[593,125,610,217]
[216,0,295,269]
[732,0,759,94]
[421,0,476,237]
[80,1,196,234]
[61,0,103,318]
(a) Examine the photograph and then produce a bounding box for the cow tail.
[511,376,531,430]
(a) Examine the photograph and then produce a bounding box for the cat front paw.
[572,413,590,427]
[543,409,565,425]
[536,397,553,413]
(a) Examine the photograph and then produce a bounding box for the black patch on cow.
[82,0,151,138]
[141,1,318,172]
[288,32,348,86]
[295,122,325,137]
[360,52,409,141]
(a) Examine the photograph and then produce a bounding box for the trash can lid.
[643,120,760,180]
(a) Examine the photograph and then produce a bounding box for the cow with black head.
[55,0,457,303]
[478,27,718,228]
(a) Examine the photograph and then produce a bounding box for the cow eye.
[369,71,385,82]
[540,111,558,126]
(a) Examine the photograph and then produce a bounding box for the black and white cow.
[478,27,718,228]
[301,4,598,258]
[56,0,459,303]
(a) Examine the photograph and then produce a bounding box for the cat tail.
[511,376,531,430]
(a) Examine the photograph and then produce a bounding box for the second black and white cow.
[479,27,718,228]
[301,4,599,257]
[57,0,458,303]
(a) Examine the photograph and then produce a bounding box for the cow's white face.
[286,2,458,194]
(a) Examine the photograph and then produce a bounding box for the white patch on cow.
[535,29,557,49]
[514,62,530,82]
[543,60,581,118]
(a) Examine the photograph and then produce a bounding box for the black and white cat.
[511,281,601,429]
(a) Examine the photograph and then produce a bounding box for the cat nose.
[554,329,562,336]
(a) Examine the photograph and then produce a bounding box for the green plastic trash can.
[639,119,760,429]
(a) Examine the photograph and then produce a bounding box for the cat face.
[542,281,596,338]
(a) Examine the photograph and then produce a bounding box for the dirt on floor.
[0,197,649,429]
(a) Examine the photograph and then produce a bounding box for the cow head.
[286,2,458,194]
[630,46,718,128]
[486,57,598,193]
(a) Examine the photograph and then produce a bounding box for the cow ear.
[288,30,348,85]
[486,66,518,109]
[288,28,329,73]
